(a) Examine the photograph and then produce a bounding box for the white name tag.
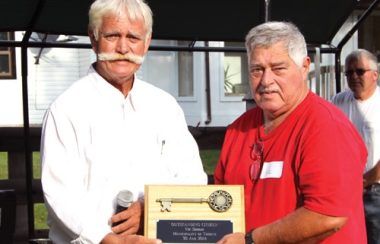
[260,161,283,179]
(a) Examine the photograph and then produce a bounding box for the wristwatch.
[245,229,255,244]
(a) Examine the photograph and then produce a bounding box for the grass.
[200,149,220,175]
[33,152,41,179]
[0,152,41,180]
[1,149,220,230]
[0,152,8,179]
[35,204,49,229]
[1,152,48,229]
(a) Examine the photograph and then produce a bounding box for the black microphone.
[112,190,133,227]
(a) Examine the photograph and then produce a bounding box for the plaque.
[157,220,232,243]
[144,185,245,243]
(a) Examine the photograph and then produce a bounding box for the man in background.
[40,0,207,243]
[332,49,380,244]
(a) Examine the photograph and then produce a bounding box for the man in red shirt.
[215,21,367,244]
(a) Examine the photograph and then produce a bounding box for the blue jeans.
[364,183,380,244]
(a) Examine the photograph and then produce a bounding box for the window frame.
[217,41,249,102]
[0,32,16,80]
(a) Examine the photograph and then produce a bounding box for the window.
[138,40,195,98]
[223,42,248,97]
[0,32,16,79]
[177,41,194,97]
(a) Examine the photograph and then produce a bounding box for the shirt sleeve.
[298,116,366,216]
[41,107,112,244]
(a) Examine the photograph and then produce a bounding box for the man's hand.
[216,208,346,243]
[215,232,245,244]
[121,235,162,244]
[101,233,161,244]
[111,200,143,235]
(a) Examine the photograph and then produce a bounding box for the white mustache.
[257,86,280,94]
[97,52,145,64]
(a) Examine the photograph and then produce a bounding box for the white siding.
[27,36,94,125]
[28,48,81,124]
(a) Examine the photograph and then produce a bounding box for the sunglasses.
[344,68,372,77]
[249,141,263,181]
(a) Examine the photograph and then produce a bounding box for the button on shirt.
[41,65,207,244]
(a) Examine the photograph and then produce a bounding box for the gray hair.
[88,0,153,41]
[345,49,378,71]
[245,21,307,67]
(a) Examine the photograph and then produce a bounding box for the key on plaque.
[156,190,232,212]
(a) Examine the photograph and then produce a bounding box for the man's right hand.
[111,200,143,235]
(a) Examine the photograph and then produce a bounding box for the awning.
[0,0,359,46]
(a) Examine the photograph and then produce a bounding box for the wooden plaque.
[144,185,245,243]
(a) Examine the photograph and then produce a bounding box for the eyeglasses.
[344,68,372,77]
[249,141,263,181]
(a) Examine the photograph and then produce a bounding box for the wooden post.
[8,151,30,242]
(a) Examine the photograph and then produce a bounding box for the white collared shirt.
[332,86,380,173]
[40,65,207,243]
